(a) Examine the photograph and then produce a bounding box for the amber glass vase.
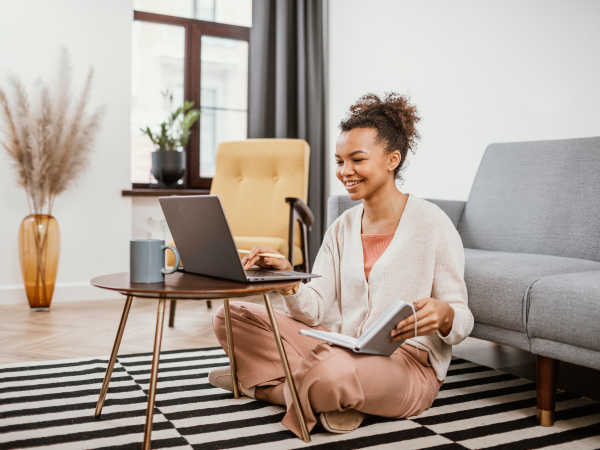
[18,215,60,310]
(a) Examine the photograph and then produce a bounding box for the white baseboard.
[0,282,122,306]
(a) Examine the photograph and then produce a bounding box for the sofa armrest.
[327,195,362,228]
[424,198,466,229]
[327,195,466,230]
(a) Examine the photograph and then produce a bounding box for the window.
[131,1,251,188]
[133,0,252,27]
[131,21,186,183]
[199,36,248,178]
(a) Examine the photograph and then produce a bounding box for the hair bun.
[340,92,421,182]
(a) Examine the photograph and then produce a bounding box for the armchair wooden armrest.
[286,197,314,228]
[285,197,313,273]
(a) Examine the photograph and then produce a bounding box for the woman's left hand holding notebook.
[390,297,455,342]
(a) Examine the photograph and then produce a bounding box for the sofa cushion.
[458,136,600,261]
[464,249,600,333]
[528,270,600,353]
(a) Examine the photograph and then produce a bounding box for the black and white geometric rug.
[1,347,599,449]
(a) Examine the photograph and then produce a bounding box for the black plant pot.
[152,150,186,187]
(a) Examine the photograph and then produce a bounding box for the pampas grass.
[0,48,104,307]
[0,47,104,216]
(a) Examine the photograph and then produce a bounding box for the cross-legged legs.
[212,301,441,438]
[280,342,441,437]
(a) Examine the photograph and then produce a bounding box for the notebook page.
[299,329,358,349]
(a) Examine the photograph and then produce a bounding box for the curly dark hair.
[339,92,421,182]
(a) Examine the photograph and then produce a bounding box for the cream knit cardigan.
[282,193,474,381]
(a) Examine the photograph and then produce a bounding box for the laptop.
[159,195,322,283]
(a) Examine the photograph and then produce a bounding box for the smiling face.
[335,128,402,201]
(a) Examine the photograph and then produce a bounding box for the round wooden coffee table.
[91,272,310,449]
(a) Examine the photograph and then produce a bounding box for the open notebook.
[299,300,419,356]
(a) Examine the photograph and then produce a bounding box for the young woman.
[209,92,474,437]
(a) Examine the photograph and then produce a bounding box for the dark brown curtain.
[249,0,326,268]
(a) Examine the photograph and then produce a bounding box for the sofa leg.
[536,355,559,426]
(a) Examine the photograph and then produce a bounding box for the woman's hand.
[242,246,293,271]
[390,297,455,343]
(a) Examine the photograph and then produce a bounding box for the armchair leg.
[537,355,559,426]
[168,300,177,327]
[301,224,310,274]
[207,300,212,309]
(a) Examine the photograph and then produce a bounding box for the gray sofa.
[327,136,600,427]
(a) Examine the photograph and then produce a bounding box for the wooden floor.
[0,295,342,364]
[1,297,599,403]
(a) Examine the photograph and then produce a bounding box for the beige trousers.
[212,301,441,438]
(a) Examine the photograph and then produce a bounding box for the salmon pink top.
[361,232,395,282]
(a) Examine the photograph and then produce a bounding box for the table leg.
[223,299,240,398]
[94,295,133,419]
[142,297,167,450]
[262,294,311,443]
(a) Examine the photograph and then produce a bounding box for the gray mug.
[130,239,181,283]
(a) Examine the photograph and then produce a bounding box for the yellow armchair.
[166,139,313,326]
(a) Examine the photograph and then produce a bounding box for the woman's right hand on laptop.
[242,246,292,271]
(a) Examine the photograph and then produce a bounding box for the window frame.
[133,10,250,190]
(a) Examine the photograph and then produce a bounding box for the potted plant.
[141,91,200,187]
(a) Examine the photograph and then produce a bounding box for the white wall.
[132,198,173,243]
[327,0,600,201]
[0,0,133,305]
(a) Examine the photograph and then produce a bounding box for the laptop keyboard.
[245,269,291,278]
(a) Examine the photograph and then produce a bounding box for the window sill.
[122,188,210,197]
